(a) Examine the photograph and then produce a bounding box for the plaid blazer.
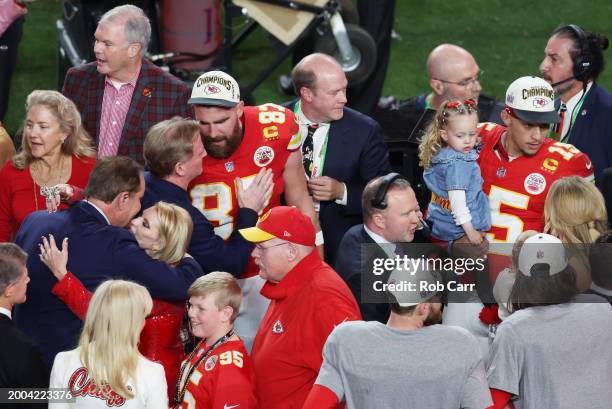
[62,59,193,164]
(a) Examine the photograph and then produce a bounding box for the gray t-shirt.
[315,321,492,409]
[487,302,612,409]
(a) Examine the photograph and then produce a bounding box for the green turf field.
[4,1,612,135]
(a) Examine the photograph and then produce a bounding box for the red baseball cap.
[239,206,315,246]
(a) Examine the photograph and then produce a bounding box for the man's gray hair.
[100,4,151,56]
[0,243,27,294]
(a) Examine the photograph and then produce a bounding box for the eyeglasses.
[434,70,484,87]
[254,242,289,252]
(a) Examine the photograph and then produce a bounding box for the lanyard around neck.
[175,328,235,405]
[560,88,588,143]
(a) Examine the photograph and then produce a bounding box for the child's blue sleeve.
[444,160,473,191]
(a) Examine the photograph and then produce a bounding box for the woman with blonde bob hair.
[544,176,608,290]
[0,90,96,241]
[145,201,193,264]
[41,201,198,401]
[49,280,168,407]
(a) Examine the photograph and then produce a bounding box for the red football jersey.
[478,122,594,245]
[178,339,257,409]
[189,104,301,277]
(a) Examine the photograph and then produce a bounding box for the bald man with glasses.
[375,44,503,209]
[427,44,484,109]
[398,44,502,121]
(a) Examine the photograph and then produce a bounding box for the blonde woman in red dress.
[0,90,96,241]
[40,201,197,401]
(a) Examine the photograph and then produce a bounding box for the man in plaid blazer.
[62,4,191,164]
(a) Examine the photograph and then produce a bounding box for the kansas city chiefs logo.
[205,85,221,95]
[254,146,275,167]
[204,355,218,371]
[272,320,284,334]
[532,97,548,108]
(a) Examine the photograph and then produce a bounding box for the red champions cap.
[238,206,315,246]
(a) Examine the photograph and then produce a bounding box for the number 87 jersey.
[188,104,301,276]
[478,122,594,244]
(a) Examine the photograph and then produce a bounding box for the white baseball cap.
[387,257,441,307]
[505,76,560,124]
[517,233,569,277]
[189,70,240,107]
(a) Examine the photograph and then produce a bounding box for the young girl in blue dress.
[418,99,491,245]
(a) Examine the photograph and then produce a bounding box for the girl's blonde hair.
[544,176,607,291]
[149,201,193,265]
[544,176,607,244]
[78,280,153,399]
[14,90,95,169]
[418,99,478,168]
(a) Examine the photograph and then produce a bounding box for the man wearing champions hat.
[303,254,492,409]
[187,70,320,351]
[468,75,593,249]
[444,76,594,358]
[487,233,612,409]
[239,206,360,409]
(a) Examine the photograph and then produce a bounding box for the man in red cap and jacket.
[239,206,361,409]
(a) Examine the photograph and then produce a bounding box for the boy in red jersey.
[175,272,257,409]
[187,71,321,351]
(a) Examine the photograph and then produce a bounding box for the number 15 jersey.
[478,122,594,244]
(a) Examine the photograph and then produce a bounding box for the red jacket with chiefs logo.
[189,104,301,278]
[177,339,257,409]
[250,250,361,409]
[478,122,594,244]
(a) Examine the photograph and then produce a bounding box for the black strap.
[174,328,235,405]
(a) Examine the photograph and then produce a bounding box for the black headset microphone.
[372,173,431,239]
[550,75,577,88]
[549,24,592,89]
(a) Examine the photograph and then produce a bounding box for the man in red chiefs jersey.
[477,75,593,246]
[187,70,320,352]
[444,76,594,360]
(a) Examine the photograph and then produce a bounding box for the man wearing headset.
[540,24,612,185]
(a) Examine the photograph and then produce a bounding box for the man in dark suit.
[14,156,201,368]
[0,243,48,407]
[141,117,272,275]
[335,175,424,322]
[291,53,390,266]
[62,4,191,164]
[540,24,612,185]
